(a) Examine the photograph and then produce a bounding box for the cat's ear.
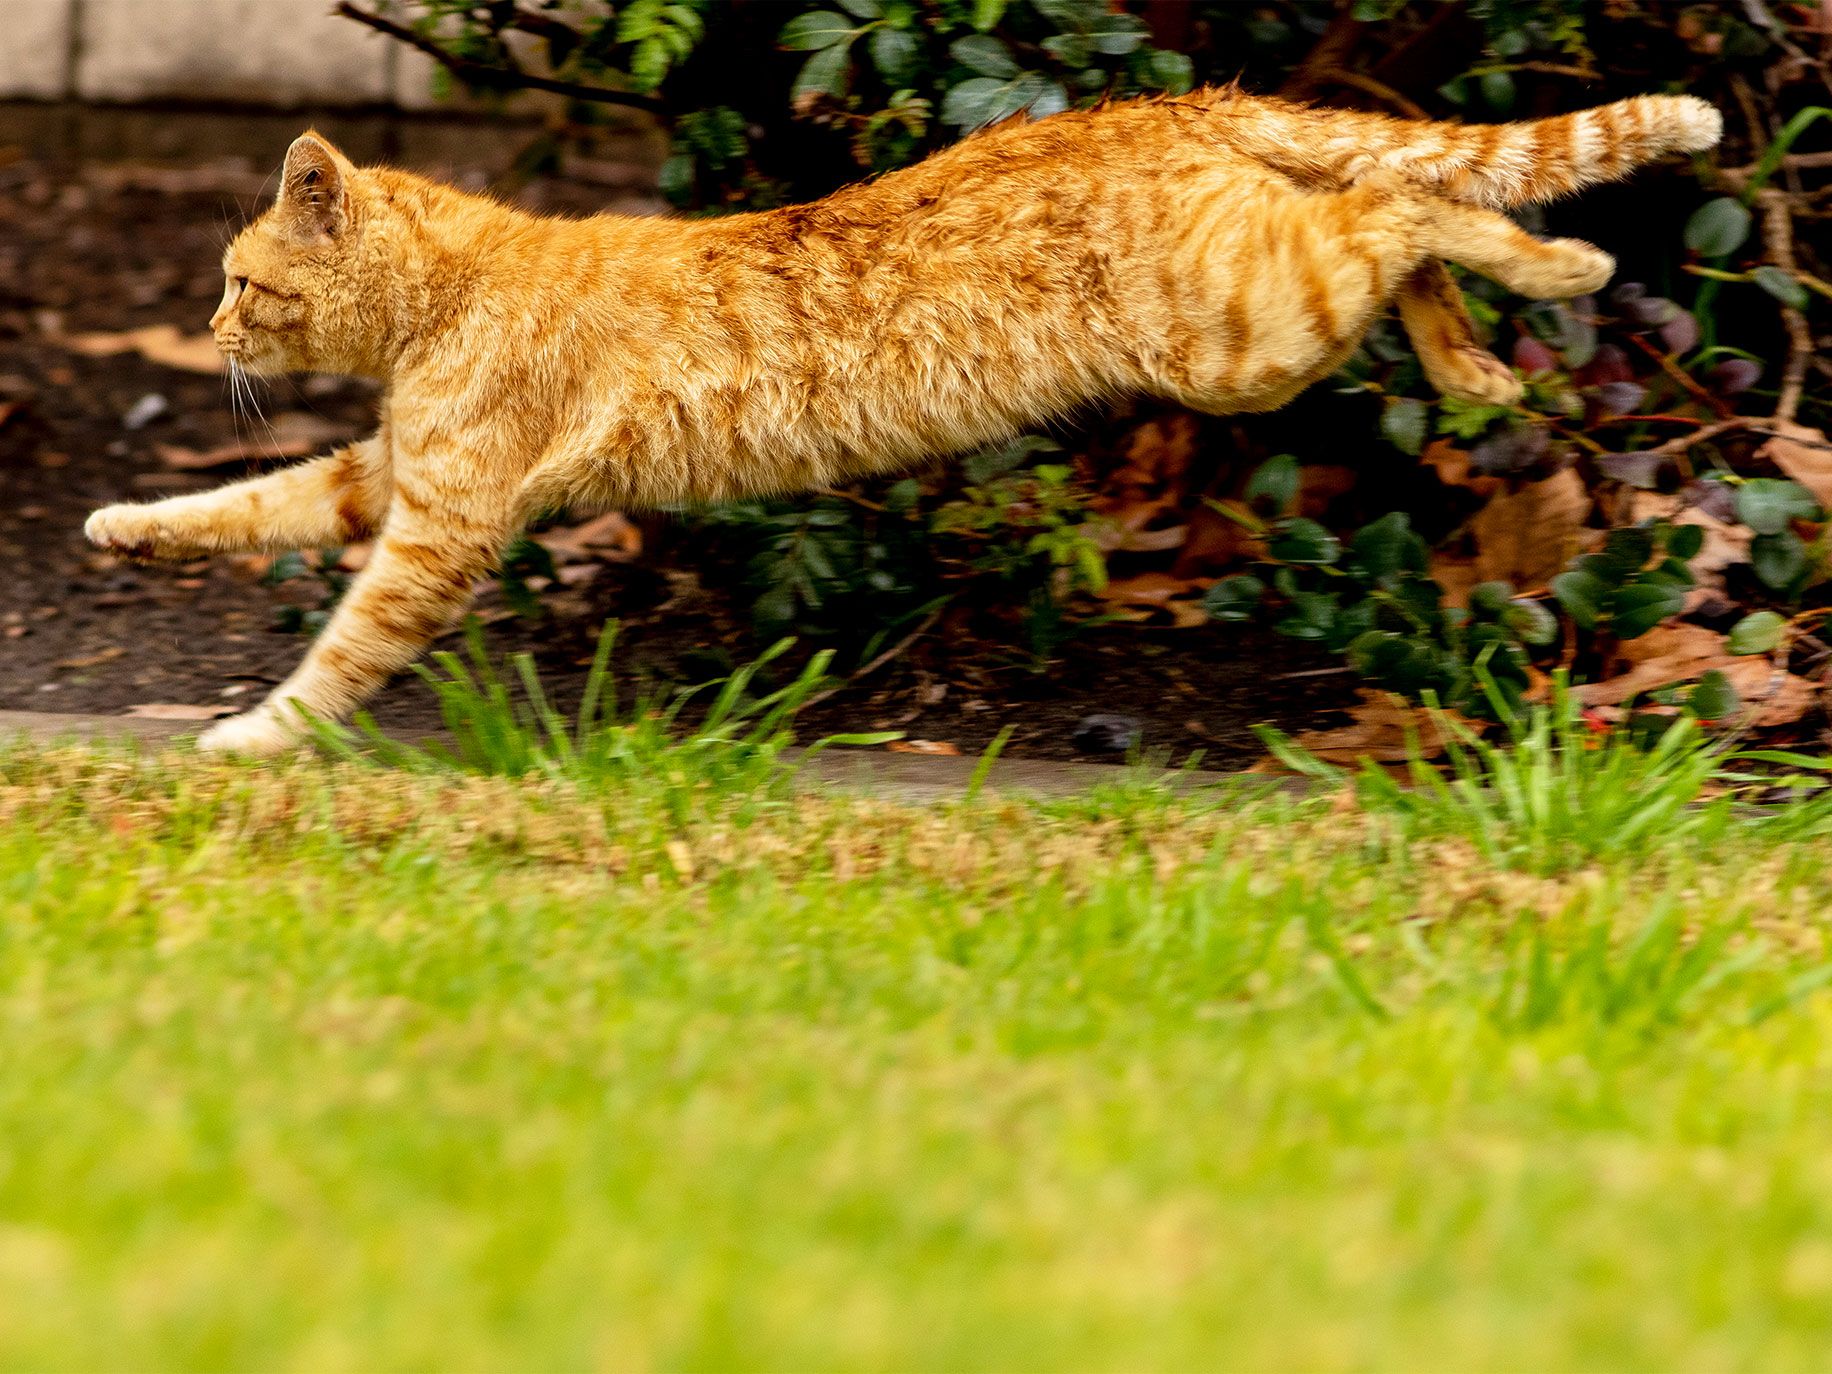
[278,131,350,241]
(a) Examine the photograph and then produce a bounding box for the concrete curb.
[0,711,1254,802]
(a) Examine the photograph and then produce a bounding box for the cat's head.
[213,132,376,377]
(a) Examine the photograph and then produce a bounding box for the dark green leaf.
[779,10,856,50]
[1593,527,1655,581]
[868,25,918,82]
[1550,568,1607,630]
[939,76,1009,128]
[1727,610,1788,655]
[1144,48,1194,94]
[1502,598,1559,646]
[1245,454,1301,515]
[792,43,852,99]
[1382,397,1429,456]
[1469,581,1515,616]
[1268,517,1342,566]
[656,153,694,204]
[1684,197,1753,257]
[1274,589,1339,640]
[1752,529,1810,590]
[1737,478,1819,535]
[1202,574,1265,622]
[1348,511,1426,582]
[1610,579,1687,639]
[1029,80,1070,118]
[836,0,882,16]
[1666,523,1705,561]
[1087,13,1149,54]
[1754,266,1811,311]
[950,34,1019,78]
[971,0,1006,30]
[1619,582,1685,644]
[1688,669,1740,723]
[1479,70,1516,114]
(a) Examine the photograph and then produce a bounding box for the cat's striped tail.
[1230,94,1723,210]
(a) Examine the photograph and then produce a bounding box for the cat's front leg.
[196,492,512,756]
[85,438,390,560]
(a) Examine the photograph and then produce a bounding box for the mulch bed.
[0,150,1354,768]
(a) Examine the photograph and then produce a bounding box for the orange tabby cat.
[84,87,1721,755]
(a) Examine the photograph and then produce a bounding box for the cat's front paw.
[84,505,205,562]
[195,706,305,759]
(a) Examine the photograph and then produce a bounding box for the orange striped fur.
[84,88,1721,754]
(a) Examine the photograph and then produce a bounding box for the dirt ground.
[0,133,1354,767]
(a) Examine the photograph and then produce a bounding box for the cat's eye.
[235,277,249,292]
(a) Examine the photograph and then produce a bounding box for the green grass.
[6,735,1832,1371]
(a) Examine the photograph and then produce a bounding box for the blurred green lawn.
[3,744,1832,1371]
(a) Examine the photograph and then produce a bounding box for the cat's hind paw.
[1426,346,1525,407]
[195,706,306,759]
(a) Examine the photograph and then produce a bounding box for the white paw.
[1521,240,1614,301]
[85,505,161,560]
[195,706,305,758]
[84,505,202,562]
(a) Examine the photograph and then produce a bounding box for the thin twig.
[1312,68,1429,119]
[1639,419,1745,460]
[1624,332,1735,418]
[801,609,945,710]
[334,2,664,114]
[1757,188,1814,423]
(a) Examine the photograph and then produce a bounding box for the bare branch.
[334,2,665,116]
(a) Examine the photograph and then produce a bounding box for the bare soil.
[0,145,1353,767]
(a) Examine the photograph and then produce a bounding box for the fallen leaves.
[1760,421,1832,508]
[1284,690,1485,764]
[121,703,235,721]
[887,739,961,756]
[1572,622,1819,727]
[61,324,223,374]
[154,412,354,469]
[54,647,126,669]
[1096,572,1211,628]
[536,511,643,563]
[1470,467,1590,590]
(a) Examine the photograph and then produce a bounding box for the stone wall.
[0,0,473,110]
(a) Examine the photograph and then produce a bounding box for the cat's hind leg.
[86,436,390,560]
[1417,200,1614,301]
[1395,260,1523,406]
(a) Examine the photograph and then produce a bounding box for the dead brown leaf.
[1573,623,1819,727]
[1429,553,1481,611]
[1423,439,1501,498]
[1471,466,1590,591]
[1285,690,1484,764]
[1615,621,1726,667]
[1172,503,1255,577]
[63,324,223,375]
[1110,412,1199,490]
[1297,464,1358,519]
[1098,572,1198,607]
[887,739,961,756]
[55,647,126,669]
[122,703,235,720]
[537,511,643,563]
[155,412,352,470]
